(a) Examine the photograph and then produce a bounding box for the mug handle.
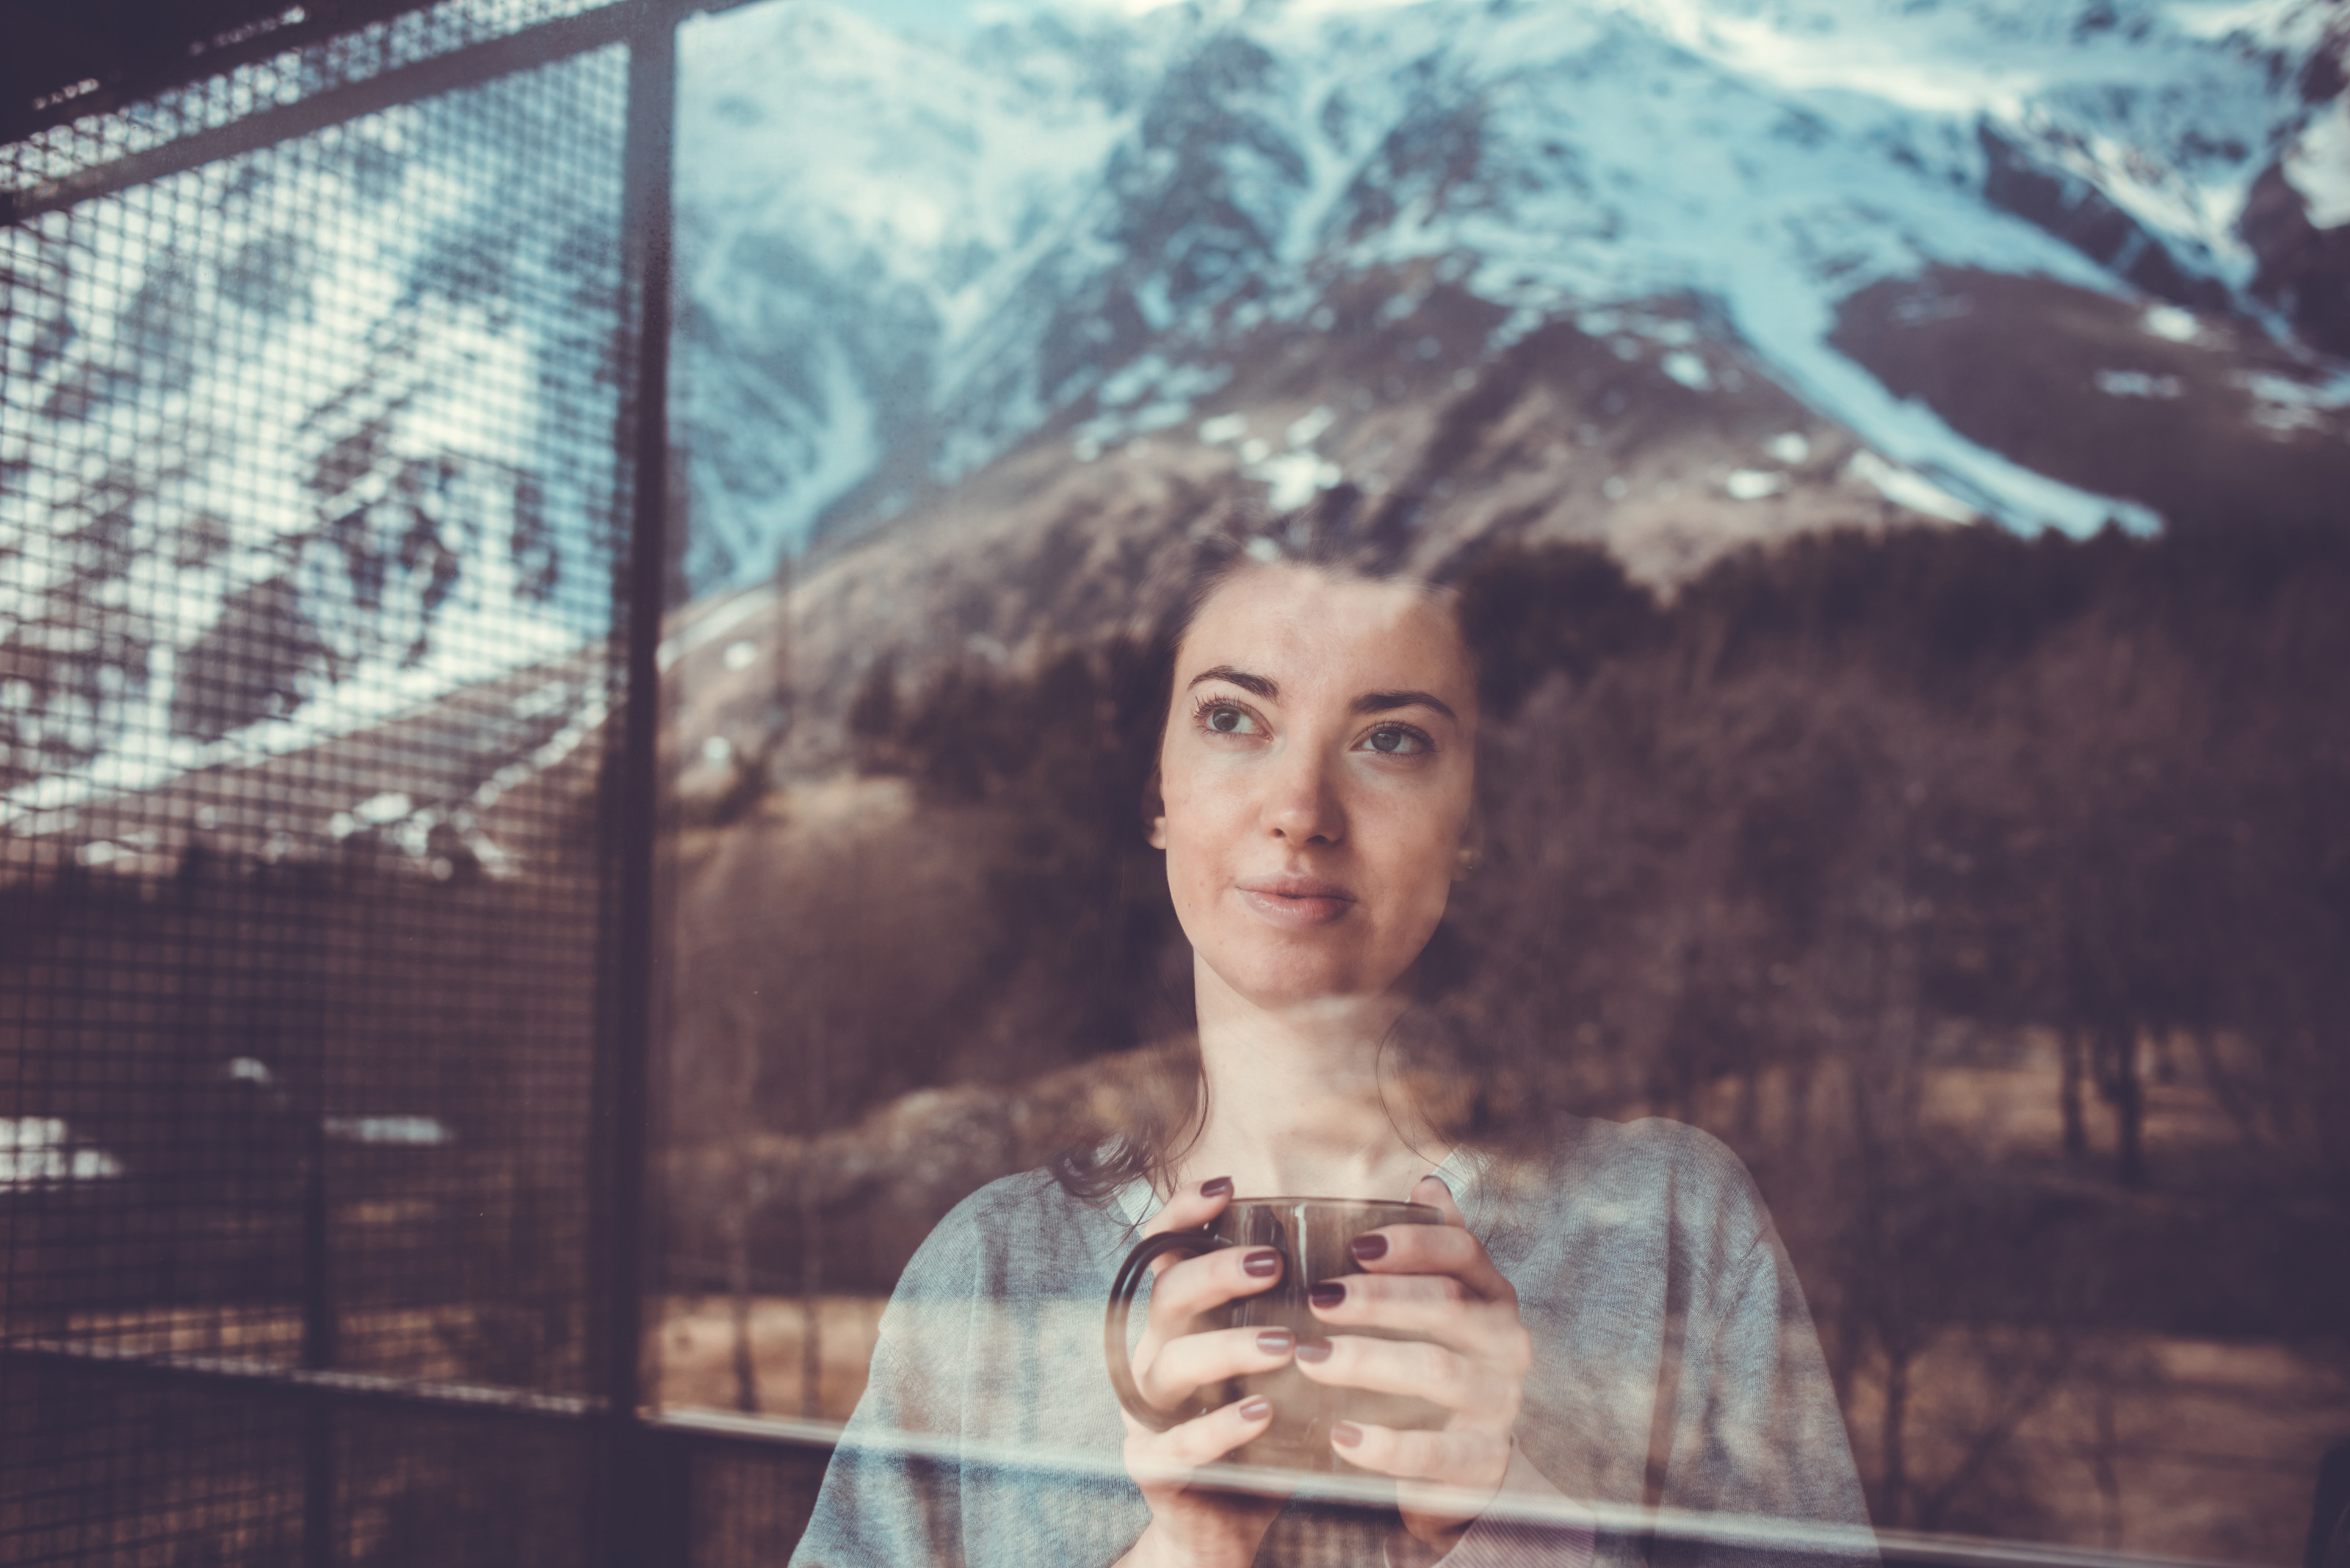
[1103,1228,1230,1431]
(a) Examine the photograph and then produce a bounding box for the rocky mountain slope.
[1,59,628,838]
[674,0,2350,585]
[10,0,2349,864]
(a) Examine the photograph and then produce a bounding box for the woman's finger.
[1292,1333,1498,1413]
[1305,1271,1505,1354]
[1124,1393,1277,1481]
[1330,1418,1505,1486]
[1138,1324,1296,1411]
[1351,1218,1514,1305]
[1143,1243,1281,1334]
[1143,1176,1234,1241]
[1412,1173,1464,1224]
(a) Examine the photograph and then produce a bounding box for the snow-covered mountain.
[675,0,2350,585]
[9,0,2348,856]
[1,59,629,832]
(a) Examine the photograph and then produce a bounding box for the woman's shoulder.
[1564,1113,1761,1202]
[938,1165,1098,1230]
[889,1166,1131,1303]
[1480,1113,1775,1274]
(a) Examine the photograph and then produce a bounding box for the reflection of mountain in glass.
[1,61,626,812]
[10,1,2346,821]
[675,0,2350,585]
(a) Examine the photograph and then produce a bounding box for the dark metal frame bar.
[4,0,475,145]
[589,4,678,1564]
[637,1409,2232,1568]
[1,4,692,1564]
[9,1340,596,1425]
[1,3,644,223]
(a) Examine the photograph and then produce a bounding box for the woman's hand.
[1297,1174,1534,1558]
[1115,1179,1298,1568]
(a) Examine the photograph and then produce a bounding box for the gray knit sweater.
[789,1115,1875,1567]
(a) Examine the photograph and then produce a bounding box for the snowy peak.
[2,68,623,816]
[670,0,2346,587]
[22,0,2341,846]
[1100,33,1306,321]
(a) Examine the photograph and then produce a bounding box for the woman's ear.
[1142,767,1168,850]
[1453,806,1484,881]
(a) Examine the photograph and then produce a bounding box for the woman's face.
[1149,563,1478,1014]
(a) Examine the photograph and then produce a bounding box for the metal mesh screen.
[7,1,613,187]
[1,1360,309,1566]
[682,1440,829,1568]
[1,9,634,1562]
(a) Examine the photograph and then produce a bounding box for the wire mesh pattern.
[1,8,634,1561]
[6,1,615,191]
[0,1362,310,1567]
[682,1441,831,1568]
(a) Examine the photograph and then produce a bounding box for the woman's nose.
[1265,746,1345,845]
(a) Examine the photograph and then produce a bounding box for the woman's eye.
[1360,726,1430,756]
[1202,703,1257,735]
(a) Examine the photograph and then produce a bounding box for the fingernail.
[1350,1233,1389,1262]
[1242,1248,1281,1278]
[1239,1397,1272,1421]
[1331,1421,1363,1448]
[1295,1339,1333,1365]
[1256,1328,1294,1355]
[1201,1176,1233,1198]
[1308,1281,1345,1309]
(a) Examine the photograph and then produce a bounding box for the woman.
[790,535,1872,1567]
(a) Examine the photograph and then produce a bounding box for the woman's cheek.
[1396,879,1453,970]
[1160,820,1237,947]
[1369,790,1467,895]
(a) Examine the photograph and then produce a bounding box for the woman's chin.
[1201,953,1402,1019]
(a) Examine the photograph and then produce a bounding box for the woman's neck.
[1171,962,1450,1202]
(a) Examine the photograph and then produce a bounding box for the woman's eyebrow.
[1353,689,1458,721]
[1187,665,1276,698]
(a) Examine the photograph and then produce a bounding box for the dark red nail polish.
[1308,1281,1345,1309]
[1242,1248,1281,1278]
[1201,1176,1233,1198]
[1350,1233,1389,1262]
[1331,1421,1364,1448]
[1295,1339,1333,1364]
[1239,1397,1272,1420]
[1256,1328,1294,1355]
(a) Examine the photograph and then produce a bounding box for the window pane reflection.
[656,5,2350,1565]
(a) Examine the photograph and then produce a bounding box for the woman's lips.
[1234,875,1357,930]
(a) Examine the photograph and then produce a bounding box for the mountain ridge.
[9,0,2346,835]
[674,0,2350,585]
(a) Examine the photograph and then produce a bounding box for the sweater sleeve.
[1652,1224,1876,1567]
[787,1277,969,1567]
[787,1177,1152,1568]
